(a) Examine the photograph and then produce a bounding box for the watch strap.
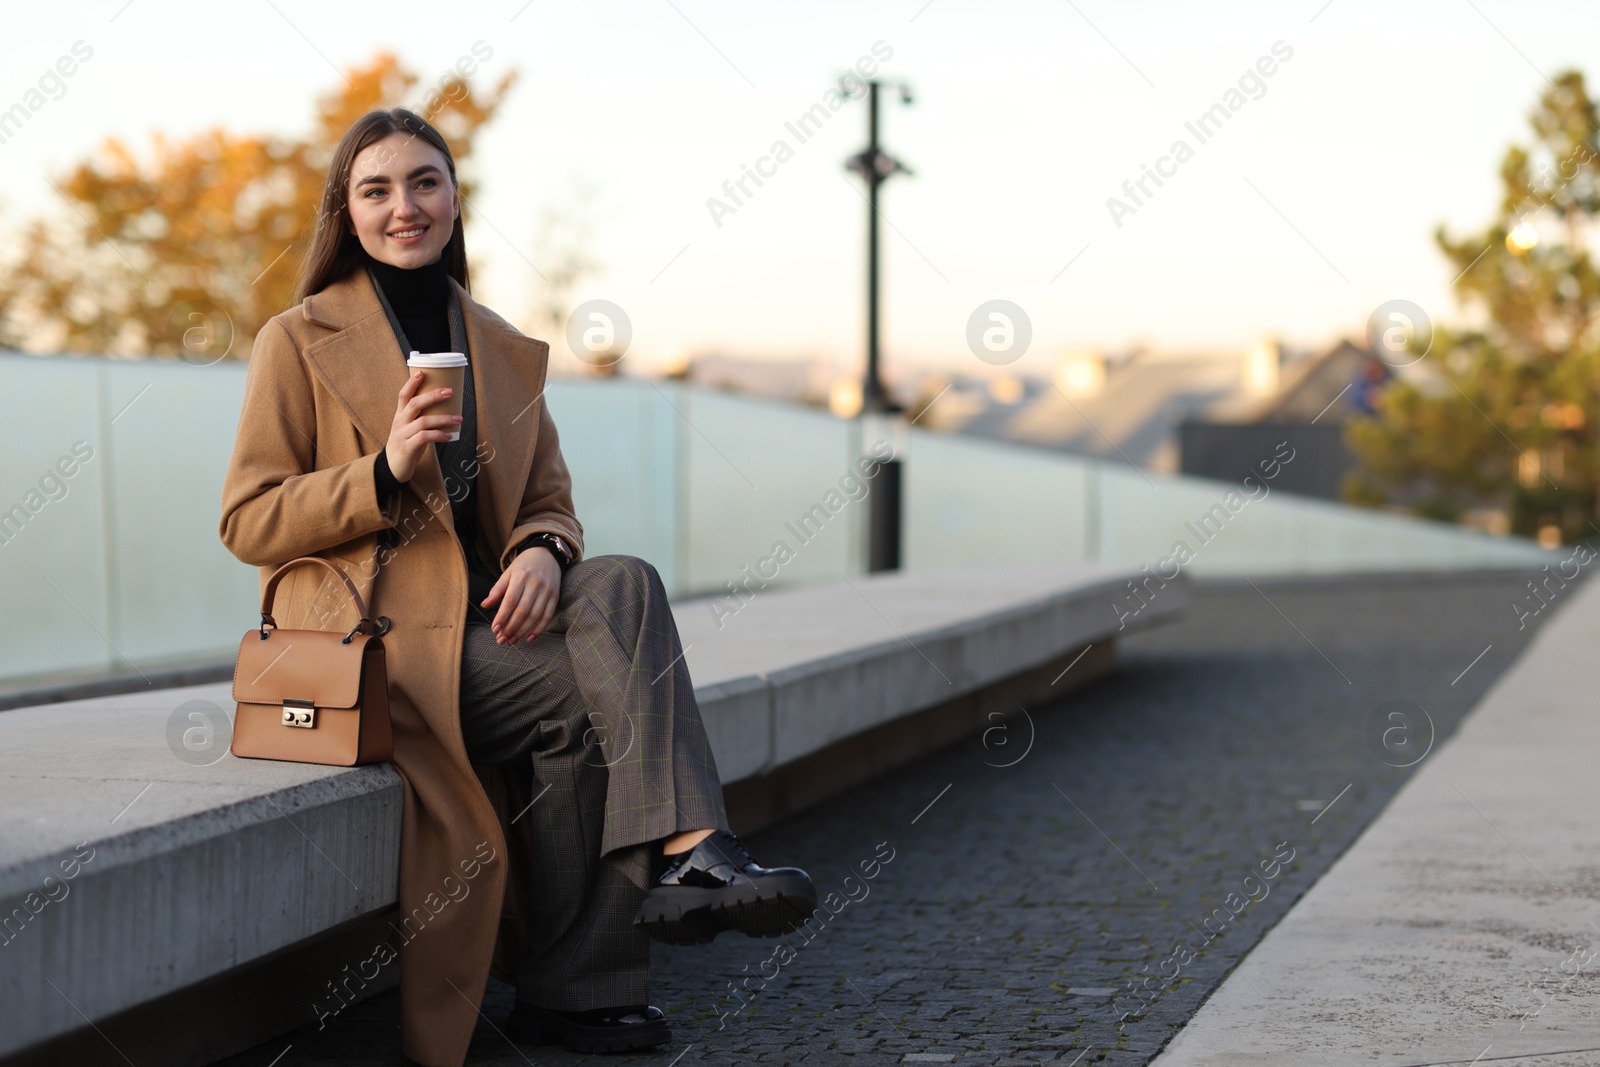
[517,532,573,572]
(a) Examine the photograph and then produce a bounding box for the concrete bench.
[0,563,1184,1066]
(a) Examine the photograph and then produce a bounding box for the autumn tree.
[0,52,515,361]
[1345,70,1600,544]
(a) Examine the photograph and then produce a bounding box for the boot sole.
[635,873,818,945]
[507,1007,671,1053]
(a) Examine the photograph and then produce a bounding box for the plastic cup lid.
[406,351,468,367]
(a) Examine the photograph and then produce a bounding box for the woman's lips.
[388,225,429,244]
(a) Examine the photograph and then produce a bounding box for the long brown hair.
[294,108,470,302]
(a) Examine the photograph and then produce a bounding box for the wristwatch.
[518,532,574,570]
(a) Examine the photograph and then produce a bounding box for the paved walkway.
[212,570,1555,1066]
[1154,570,1600,1067]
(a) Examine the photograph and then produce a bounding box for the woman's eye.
[417,178,437,189]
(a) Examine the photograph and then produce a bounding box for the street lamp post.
[845,78,913,572]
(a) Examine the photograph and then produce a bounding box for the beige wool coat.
[219,267,584,1067]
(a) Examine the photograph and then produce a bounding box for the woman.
[219,108,816,1064]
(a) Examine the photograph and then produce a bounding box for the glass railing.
[0,353,1547,687]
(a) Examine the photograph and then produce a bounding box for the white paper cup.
[407,352,468,442]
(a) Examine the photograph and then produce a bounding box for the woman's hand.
[384,370,463,483]
[482,546,562,645]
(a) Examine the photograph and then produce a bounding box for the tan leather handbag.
[230,556,394,766]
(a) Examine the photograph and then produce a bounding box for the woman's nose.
[393,192,419,218]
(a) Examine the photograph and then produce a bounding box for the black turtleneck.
[365,249,452,355]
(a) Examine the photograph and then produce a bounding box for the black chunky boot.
[634,830,817,946]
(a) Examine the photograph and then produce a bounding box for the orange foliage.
[0,52,515,360]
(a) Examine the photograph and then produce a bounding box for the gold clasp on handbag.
[282,698,316,728]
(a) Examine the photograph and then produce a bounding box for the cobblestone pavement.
[214,570,1558,1066]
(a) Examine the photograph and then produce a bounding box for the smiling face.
[346,132,459,269]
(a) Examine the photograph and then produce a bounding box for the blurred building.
[901,338,1390,501]
[907,341,1293,470]
[680,352,836,407]
[1179,340,1391,500]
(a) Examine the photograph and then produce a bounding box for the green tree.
[1346,70,1600,543]
[0,52,515,361]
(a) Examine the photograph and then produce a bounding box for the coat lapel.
[297,269,551,554]
[300,272,453,530]
[456,282,550,558]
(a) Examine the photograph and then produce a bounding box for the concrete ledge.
[0,563,1182,1065]
[0,656,231,713]
[3,907,401,1067]
[680,563,1171,780]
[725,640,1119,832]
[0,694,400,1061]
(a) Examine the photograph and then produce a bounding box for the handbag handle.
[259,556,389,641]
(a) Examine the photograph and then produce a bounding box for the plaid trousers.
[458,554,729,1010]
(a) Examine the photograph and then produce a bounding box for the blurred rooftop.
[666,338,1385,478]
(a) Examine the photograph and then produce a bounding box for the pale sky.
[2,1,1592,380]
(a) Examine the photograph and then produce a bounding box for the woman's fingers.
[394,383,453,440]
[494,575,536,642]
[400,413,463,453]
[524,590,557,642]
[520,585,552,640]
[403,386,453,421]
[491,552,564,643]
[388,374,446,482]
[499,578,558,644]
[403,415,461,445]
